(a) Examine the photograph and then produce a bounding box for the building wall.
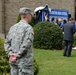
[0,0,75,33]
[42,0,75,16]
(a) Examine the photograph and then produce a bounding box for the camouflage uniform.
[4,20,34,75]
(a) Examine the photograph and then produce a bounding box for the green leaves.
[34,22,63,50]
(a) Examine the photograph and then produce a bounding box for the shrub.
[73,33,76,46]
[34,58,39,75]
[17,14,21,23]
[0,38,10,74]
[0,38,39,75]
[34,22,63,50]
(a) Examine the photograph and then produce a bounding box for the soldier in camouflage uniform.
[4,7,34,75]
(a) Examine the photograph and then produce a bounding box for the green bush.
[17,14,21,23]
[29,16,35,27]
[73,33,76,46]
[34,22,63,50]
[0,38,10,74]
[34,58,39,75]
[0,38,39,75]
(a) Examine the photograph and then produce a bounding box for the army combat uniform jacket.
[4,20,34,75]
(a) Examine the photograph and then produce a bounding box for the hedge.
[34,22,63,50]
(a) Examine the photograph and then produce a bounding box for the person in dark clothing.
[63,19,67,24]
[58,18,63,27]
[51,17,55,23]
[61,19,67,28]
[63,18,75,57]
[33,11,41,25]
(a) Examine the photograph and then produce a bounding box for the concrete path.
[72,47,76,50]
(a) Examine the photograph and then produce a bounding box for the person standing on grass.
[4,7,34,75]
[63,18,75,57]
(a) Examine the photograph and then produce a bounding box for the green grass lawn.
[34,49,76,75]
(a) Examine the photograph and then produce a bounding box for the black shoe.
[67,55,71,57]
[67,54,71,57]
[63,54,67,56]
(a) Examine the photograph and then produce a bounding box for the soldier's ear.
[32,31,34,36]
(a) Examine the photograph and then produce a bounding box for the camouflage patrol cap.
[19,7,32,15]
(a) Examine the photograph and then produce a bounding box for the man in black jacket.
[63,18,75,57]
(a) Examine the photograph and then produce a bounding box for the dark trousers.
[63,40,73,57]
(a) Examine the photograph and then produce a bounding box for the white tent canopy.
[34,6,51,13]
[34,6,45,13]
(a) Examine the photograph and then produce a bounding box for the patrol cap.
[19,7,32,15]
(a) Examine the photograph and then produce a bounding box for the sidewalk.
[72,47,76,50]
